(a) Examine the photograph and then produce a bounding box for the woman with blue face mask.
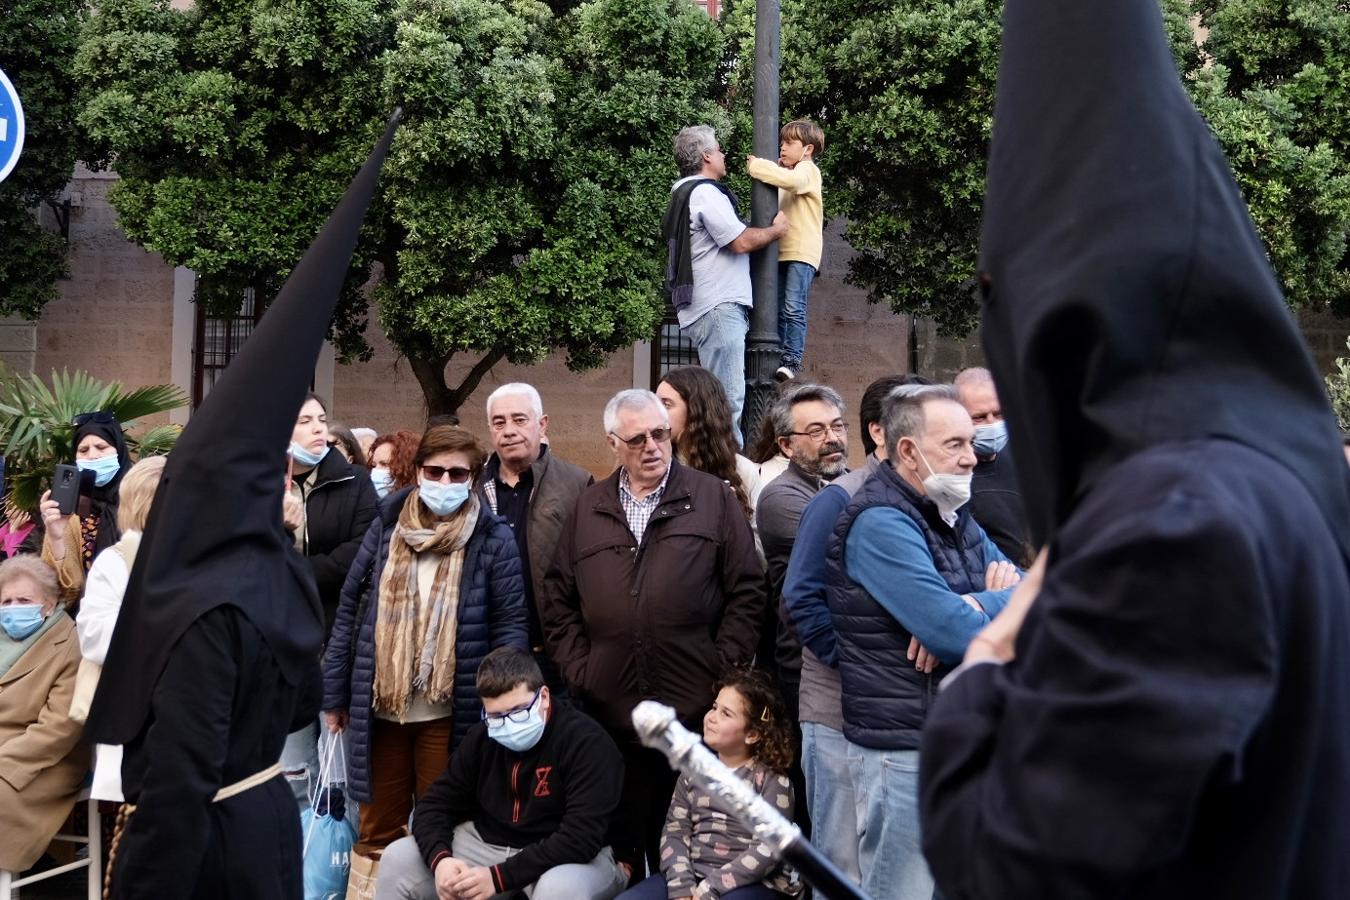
[320,425,528,862]
[38,411,133,603]
[0,555,89,874]
[278,392,379,808]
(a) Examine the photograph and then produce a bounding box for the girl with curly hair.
[619,668,802,899]
[656,367,756,519]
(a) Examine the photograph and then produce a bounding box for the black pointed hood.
[978,0,1350,559]
[85,112,401,744]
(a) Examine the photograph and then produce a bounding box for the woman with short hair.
[0,555,88,873]
[322,425,529,856]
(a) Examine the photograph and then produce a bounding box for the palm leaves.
[0,367,189,513]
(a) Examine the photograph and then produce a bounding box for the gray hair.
[351,427,377,441]
[674,125,718,177]
[485,383,544,421]
[770,383,846,439]
[881,383,962,455]
[0,555,61,610]
[603,389,668,435]
[953,366,994,388]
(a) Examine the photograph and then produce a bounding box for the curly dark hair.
[716,668,794,774]
[659,366,752,518]
[369,429,422,490]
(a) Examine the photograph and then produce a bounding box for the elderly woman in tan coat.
[0,555,88,873]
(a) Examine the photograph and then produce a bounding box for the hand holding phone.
[51,464,82,516]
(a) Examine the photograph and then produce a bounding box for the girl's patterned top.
[660,759,802,899]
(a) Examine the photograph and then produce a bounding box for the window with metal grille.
[650,308,700,388]
[192,286,265,408]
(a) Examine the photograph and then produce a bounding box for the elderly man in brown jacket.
[540,387,764,885]
[0,556,89,875]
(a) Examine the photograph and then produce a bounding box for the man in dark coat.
[83,116,399,900]
[917,2,1350,898]
[475,382,593,687]
[540,388,764,883]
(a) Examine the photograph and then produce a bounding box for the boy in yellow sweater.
[747,118,824,381]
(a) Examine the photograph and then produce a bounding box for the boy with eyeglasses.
[375,647,628,900]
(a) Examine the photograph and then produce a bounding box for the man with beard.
[917,0,1350,897]
[756,383,849,724]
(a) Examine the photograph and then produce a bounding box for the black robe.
[112,606,319,900]
[920,438,1350,898]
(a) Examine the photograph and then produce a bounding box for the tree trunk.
[407,349,508,421]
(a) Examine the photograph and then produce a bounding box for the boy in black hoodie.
[375,648,628,900]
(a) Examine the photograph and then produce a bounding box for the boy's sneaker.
[775,366,796,383]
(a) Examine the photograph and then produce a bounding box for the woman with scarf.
[322,425,528,858]
[38,411,132,603]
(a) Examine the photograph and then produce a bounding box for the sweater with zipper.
[411,702,623,892]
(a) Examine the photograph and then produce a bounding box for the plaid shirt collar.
[618,462,673,543]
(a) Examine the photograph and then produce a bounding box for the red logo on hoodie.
[534,766,553,798]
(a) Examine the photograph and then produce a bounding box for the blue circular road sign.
[0,65,25,184]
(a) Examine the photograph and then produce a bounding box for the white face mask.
[915,445,972,524]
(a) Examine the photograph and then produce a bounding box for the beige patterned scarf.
[372,491,479,719]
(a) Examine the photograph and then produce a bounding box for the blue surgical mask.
[77,455,122,488]
[370,468,395,499]
[972,420,1009,457]
[418,479,470,517]
[487,701,547,753]
[289,441,330,468]
[1,604,46,641]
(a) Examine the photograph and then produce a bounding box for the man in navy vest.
[826,383,1021,900]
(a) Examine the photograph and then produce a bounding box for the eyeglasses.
[420,464,474,483]
[610,427,672,449]
[789,420,849,441]
[73,411,117,428]
[481,688,542,727]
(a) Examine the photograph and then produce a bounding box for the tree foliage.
[75,0,394,357]
[726,0,1350,334]
[78,0,725,415]
[1328,336,1350,430]
[0,0,90,319]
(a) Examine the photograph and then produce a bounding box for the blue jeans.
[681,301,749,446]
[846,743,934,900]
[801,722,862,886]
[777,261,816,369]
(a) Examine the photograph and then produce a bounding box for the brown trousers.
[355,716,452,855]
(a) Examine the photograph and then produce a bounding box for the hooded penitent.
[977,0,1350,559]
[84,112,401,746]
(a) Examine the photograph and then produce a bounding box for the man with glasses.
[755,383,849,751]
[476,384,593,690]
[663,125,789,444]
[375,647,627,900]
[540,389,764,884]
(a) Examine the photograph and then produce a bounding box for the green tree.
[0,0,90,319]
[1192,0,1350,316]
[379,0,726,412]
[725,0,1349,334]
[75,0,394,358]
[78,0,725,416]
[1328,336,1350,430]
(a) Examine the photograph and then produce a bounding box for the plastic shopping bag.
[302,734,357,900]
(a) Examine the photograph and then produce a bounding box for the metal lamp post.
[741,0,782,444]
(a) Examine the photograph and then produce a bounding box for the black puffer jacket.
[296,449,378,635]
